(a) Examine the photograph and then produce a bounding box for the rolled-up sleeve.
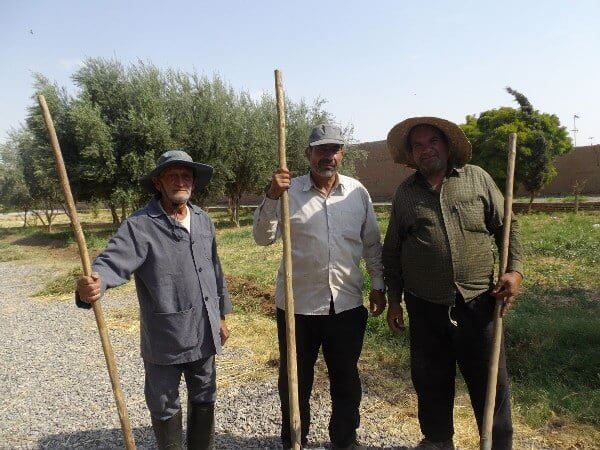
[252,196,281,246]
[360,189,384,291]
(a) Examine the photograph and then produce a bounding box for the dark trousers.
[144,356,216,420]
[405,291,513,450]
[276,305,368,448]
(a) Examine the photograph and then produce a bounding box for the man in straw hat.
[253,124,386,449]
[76,150,232,450]
[382,118,523,450]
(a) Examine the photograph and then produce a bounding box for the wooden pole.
[480,133,517,450]
[274,70,302,450]
[37,94,136,450]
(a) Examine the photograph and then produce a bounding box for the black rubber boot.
[186,401,215,450]
[151,410,183,450]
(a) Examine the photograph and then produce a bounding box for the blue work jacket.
[76,198,233,365]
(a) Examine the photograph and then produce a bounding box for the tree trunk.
[61,203,72,221]
[121,203,127,223]
[109,203,120,225]
[528,193,535,213]
[574,194,580,214]
[22,209,28,227]
[44,208,55,233]
[33,210,47,228]
[229,195,240,227]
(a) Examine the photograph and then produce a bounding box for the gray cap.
[308,124,345,147]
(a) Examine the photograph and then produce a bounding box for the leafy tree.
[0,130,33,226]
[12,58,359,230]
[72,58,171,222]
[22,75,77,231]
[462,87,571,206]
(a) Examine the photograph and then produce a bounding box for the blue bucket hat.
[140,150,213,194]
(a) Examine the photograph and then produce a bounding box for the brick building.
[354,141,600,201]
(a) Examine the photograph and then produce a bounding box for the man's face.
[408,125,449,176]
[152,164,194,205]
[305,144,344,178]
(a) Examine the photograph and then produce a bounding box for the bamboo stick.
[480,132,517,450]
[37,94,136,450]
[274,70,302,450]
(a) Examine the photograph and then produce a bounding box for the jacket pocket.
[149,306,199,355]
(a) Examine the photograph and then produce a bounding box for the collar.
[301,172,345,194]
[411,165,464,185]
[147,197,202,218]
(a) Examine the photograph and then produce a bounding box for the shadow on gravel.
[37,427,407,449]
[37,427,281,449]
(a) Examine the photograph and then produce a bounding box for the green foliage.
[2,208,598,428]
[0,241,24,261]
[562,195,589,203]
[34,267,82,297]
[520,212,600,265]
[0,57,359,227]
[0,131,33,217]
[461,88,572,196]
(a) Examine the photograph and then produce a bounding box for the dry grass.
[2,210,599,448]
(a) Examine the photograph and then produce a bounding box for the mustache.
[318,159,336,167]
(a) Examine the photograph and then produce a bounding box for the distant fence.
[371,202,600,214]
[227,202,600,214]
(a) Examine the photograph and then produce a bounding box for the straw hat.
[386,117,472,167]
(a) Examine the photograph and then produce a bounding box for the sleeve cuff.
[220,294,233,315]
[507,261,524,279]
[371,276,385,291]
[259,195,280,215]
[75,291,92,309]
[386,286,404,305]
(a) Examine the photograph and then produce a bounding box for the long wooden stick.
[480,133,517,450]
[274,70,302,450]
[37,94,136,450]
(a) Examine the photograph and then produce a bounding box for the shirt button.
[198,267,202,272]
[204,296,209,301]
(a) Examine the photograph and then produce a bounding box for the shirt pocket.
[456,199,487,233]
[149,306,199,354]
[337,206,364,244]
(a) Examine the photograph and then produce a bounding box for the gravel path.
[0,261,413,449]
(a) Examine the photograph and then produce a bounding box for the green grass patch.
[0,241,24,261]
[216,221,281,288]
[561,195,590,203]
[4,208,599,431]
[520,212,600,266]
[506,291,599,426]
[34,267,82,297]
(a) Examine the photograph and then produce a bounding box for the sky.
[1,0,599,145]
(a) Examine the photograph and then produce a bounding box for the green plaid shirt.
[382,164,523,306]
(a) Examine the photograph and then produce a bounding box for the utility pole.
[571,114,579,146]
[589,137,594,146]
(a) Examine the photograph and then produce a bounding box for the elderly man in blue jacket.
[76,150,232,450]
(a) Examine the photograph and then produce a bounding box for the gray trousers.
[144,355,217,420]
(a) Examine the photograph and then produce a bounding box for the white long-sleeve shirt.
[253,173,384,315]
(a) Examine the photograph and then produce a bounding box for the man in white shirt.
[253,124,386,450]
